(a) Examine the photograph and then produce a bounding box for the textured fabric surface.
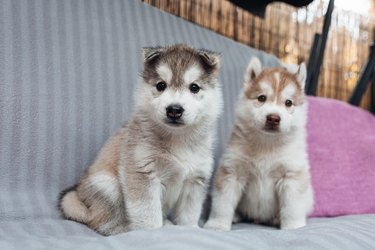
[0,0,374,249]
[307,97,375,217]
[1,215,375,250]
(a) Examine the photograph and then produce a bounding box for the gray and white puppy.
[58,44,223,235]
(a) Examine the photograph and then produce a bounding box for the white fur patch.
[280,84,296,100]
[297,63,307,88]
[183,64,202,85]
[274,72,280,85]
[260,82,274,97]
[90,172,119,202]
[157,63,173,83]
[282,63,299,73]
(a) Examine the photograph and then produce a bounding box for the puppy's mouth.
[263,125,280,133]
[164,119,185,127]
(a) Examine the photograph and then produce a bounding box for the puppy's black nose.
[166,105,184,120]
[266,114,281,126]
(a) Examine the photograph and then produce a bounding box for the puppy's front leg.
[277,170,313,230]
[204,165,245,232]
[173,175,208,227]
[122,168,163,231]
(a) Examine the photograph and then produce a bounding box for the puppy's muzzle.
[166,104,184,121]
[265,114,280,131]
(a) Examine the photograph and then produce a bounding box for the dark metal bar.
[307,0,334,96]
[305,34,321,94]
[371,71,375,114]
[348,43,375,106]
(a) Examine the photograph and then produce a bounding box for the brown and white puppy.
[204,57,313,231]
[58,44,222,235]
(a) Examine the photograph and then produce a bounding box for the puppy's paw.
[204,219,231,232]
[130,221,163,231]
[280,218,306,230]
[174,218,199,228]
[163,219,174,226]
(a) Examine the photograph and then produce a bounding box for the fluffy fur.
[204,57,313,231]
[58,44,223,235]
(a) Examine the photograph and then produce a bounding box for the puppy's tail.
[58,186,90,224]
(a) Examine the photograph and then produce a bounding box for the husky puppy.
[204,57,313,231]
[58,44,222,235]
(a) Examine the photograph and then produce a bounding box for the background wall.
[143,0,374,110]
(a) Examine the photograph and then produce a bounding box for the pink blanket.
[307,96,375,217]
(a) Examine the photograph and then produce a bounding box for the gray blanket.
[0,0,374,249]
[1,215,375,249]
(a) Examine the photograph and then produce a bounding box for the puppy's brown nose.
[266,114,281,126]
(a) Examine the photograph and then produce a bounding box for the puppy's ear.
[244,57,262,86]
[296,62,307,89]
[198,49,221,74]
[282,63,299,74]
[143,46,164,65]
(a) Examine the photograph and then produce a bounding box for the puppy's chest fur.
[233,140,305,221]
[239,154,282,221]
[133,136,212,213]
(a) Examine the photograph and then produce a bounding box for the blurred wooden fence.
[143,0,374,110]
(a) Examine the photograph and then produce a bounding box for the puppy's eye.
[257,95,267,102]
[156,81,167,92]
[189,83,200,94]
[285,99,293,107]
